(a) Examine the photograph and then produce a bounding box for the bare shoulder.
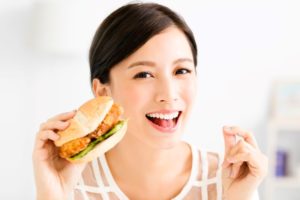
[207,151,221,178]
[81,161,98,185]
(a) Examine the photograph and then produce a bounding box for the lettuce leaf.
[70,121,125,160]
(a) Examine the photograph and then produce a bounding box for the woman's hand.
[32,110,87,200]
[222,126,268,200]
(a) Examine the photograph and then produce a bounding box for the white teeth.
[146,112,179,120]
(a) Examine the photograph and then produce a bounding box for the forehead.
[115,27,193,67]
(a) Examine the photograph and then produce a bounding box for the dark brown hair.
[89,2,197,84]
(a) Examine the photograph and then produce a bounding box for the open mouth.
[145,111,182,130]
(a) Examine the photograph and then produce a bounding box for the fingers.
[227,152,255,179]
[39,130,60,141]
[228,139,254,158]
[40,110,76,131]
[35,110,75,150]
[229,160,244,179]
[40,121,70,131]
[225,140,267,179]
[222,126,237,168]
[225,126,258,148]
[223,140,250,179]
[222,125,259,167]
[228,152,253,164]
[226,141,253,179]
[35,130,60,149]
[223,139,254,168]
[222,125,268,182]
[223,126,236,154]
[48,110,77,122]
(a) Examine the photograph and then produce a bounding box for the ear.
[92,78,111,97]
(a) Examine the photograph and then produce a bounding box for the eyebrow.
[127,58,194,69]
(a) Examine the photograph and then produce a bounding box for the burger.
[54,96,127,163]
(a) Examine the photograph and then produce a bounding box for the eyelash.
[176,68,192,75]
[133,68,192,79]
[133,71,153,79]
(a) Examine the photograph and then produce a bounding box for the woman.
[32,2,268,200]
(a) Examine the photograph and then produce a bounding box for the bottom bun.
[66,122,127,163]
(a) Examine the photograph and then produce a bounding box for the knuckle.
[38,130,51,140]
[39,130,48,138]
[39,122,46,130]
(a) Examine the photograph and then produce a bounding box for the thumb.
[223,126,236,154]
[222,126,236,168]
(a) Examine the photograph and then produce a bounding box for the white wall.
[0,0,299,199]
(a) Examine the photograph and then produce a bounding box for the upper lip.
[146,110,181,115]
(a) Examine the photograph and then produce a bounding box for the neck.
[106,132,191,181]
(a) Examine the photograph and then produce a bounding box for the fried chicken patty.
[59,104,122,158]
[89,104,123,139]
[59,137,91,159]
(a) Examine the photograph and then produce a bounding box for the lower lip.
[147,117,180,134]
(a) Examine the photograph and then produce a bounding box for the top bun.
[54,96,114,147]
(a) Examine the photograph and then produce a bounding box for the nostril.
[159,97,178,103]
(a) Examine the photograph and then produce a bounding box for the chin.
[147,134,183,150]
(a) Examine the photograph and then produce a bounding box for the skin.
[222,126,268,200]
[32,27,268,200]
[32,110,86,200]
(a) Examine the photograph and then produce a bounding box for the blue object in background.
[275,150,288,177]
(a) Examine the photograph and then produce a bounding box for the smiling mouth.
[145,111,182,129]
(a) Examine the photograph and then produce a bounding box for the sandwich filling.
[59,104,124,159]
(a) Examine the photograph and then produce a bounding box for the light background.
[0,0,300,199]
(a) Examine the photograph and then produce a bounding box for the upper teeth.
[146,112,179,120]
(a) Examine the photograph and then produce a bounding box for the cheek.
[111,82,150,117]
[182,78,197,100]
[181,79,197,114]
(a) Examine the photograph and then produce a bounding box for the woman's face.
[106,27,197,149]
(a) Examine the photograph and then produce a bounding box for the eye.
[175,68,192,75]
[133,71,153,79]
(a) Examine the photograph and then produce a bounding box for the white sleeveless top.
[70,144,259,200]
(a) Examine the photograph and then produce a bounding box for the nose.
[155,78,179,104]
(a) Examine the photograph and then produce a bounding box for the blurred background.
[0,0,300,199]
